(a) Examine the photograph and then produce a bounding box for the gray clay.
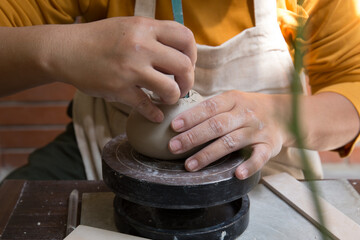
[126,90,204,160]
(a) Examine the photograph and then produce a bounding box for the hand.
[47,17,197,122]
[168,90,291,180]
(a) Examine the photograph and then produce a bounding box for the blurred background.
[0,83,76,181]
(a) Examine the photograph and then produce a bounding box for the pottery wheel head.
[102,135,260,209]
[103,134,247,186]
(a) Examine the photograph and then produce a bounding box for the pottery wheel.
[113,195,250,240]
[102,135,260,209]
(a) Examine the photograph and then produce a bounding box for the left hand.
[168,90,291,180]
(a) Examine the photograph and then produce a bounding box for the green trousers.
[5,122,86,180]
[4,102,87,180]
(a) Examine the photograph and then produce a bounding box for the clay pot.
[126,90,204,160]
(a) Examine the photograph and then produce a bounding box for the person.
[1,0,359,181]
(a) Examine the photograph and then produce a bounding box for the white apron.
[73,0,323,180]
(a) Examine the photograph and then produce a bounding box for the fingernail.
[155,113,164,123]
[172,119,184,130]
[238,168,248,180]
[186,159,198,171]
[169,139,182,152]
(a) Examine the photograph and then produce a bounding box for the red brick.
[0,83,76,102]
[0,82,76,169]
[319,151,345,163]
[0,150,31,168]
[0,128,65,148]
[349,146,360,164]
[0,105,71,125]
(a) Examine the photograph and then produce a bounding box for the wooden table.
[0,179,359,240]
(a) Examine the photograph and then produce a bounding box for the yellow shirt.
[1,0,360,156]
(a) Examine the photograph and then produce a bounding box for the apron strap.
[134,0,156,18]
[254,0,278,26]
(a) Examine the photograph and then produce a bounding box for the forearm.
[1,17,197,123]
[0,26,56,96]
[278,92,360,151]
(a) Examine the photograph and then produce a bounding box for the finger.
[235,144,272,180]
[124,87,164,123]
[171,94,234,132]
[154,20,197,66]
[151,41,194,98]
[183,128,254,172]
[137,66,181,104]
[169,111,245,154]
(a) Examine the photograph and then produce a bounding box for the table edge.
[0,180,26,237]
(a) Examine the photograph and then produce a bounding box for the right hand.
[47,17,197,122]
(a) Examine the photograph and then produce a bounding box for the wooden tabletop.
[0,179,359,240]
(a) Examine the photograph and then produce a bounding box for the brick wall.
[0,83,76,170]
[319,143,360,164]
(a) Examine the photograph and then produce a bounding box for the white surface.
[239,178,360,239]
[323,163,360,179]
[64,225,149,240]
[262,173,360,240]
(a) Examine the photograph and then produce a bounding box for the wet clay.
[126,90,204,160]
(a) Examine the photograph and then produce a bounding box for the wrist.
[0,26,56,95]
[35,24,73,85]
[268,94,297,148]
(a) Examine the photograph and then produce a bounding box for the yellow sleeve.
[0,0,255,46]
[300,0,360,156]
[0,0,79,26]
[0,0,122,26]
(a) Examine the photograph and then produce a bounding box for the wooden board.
[0,180,25,238]
[262,173,360,240]
[0,180,110,240]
